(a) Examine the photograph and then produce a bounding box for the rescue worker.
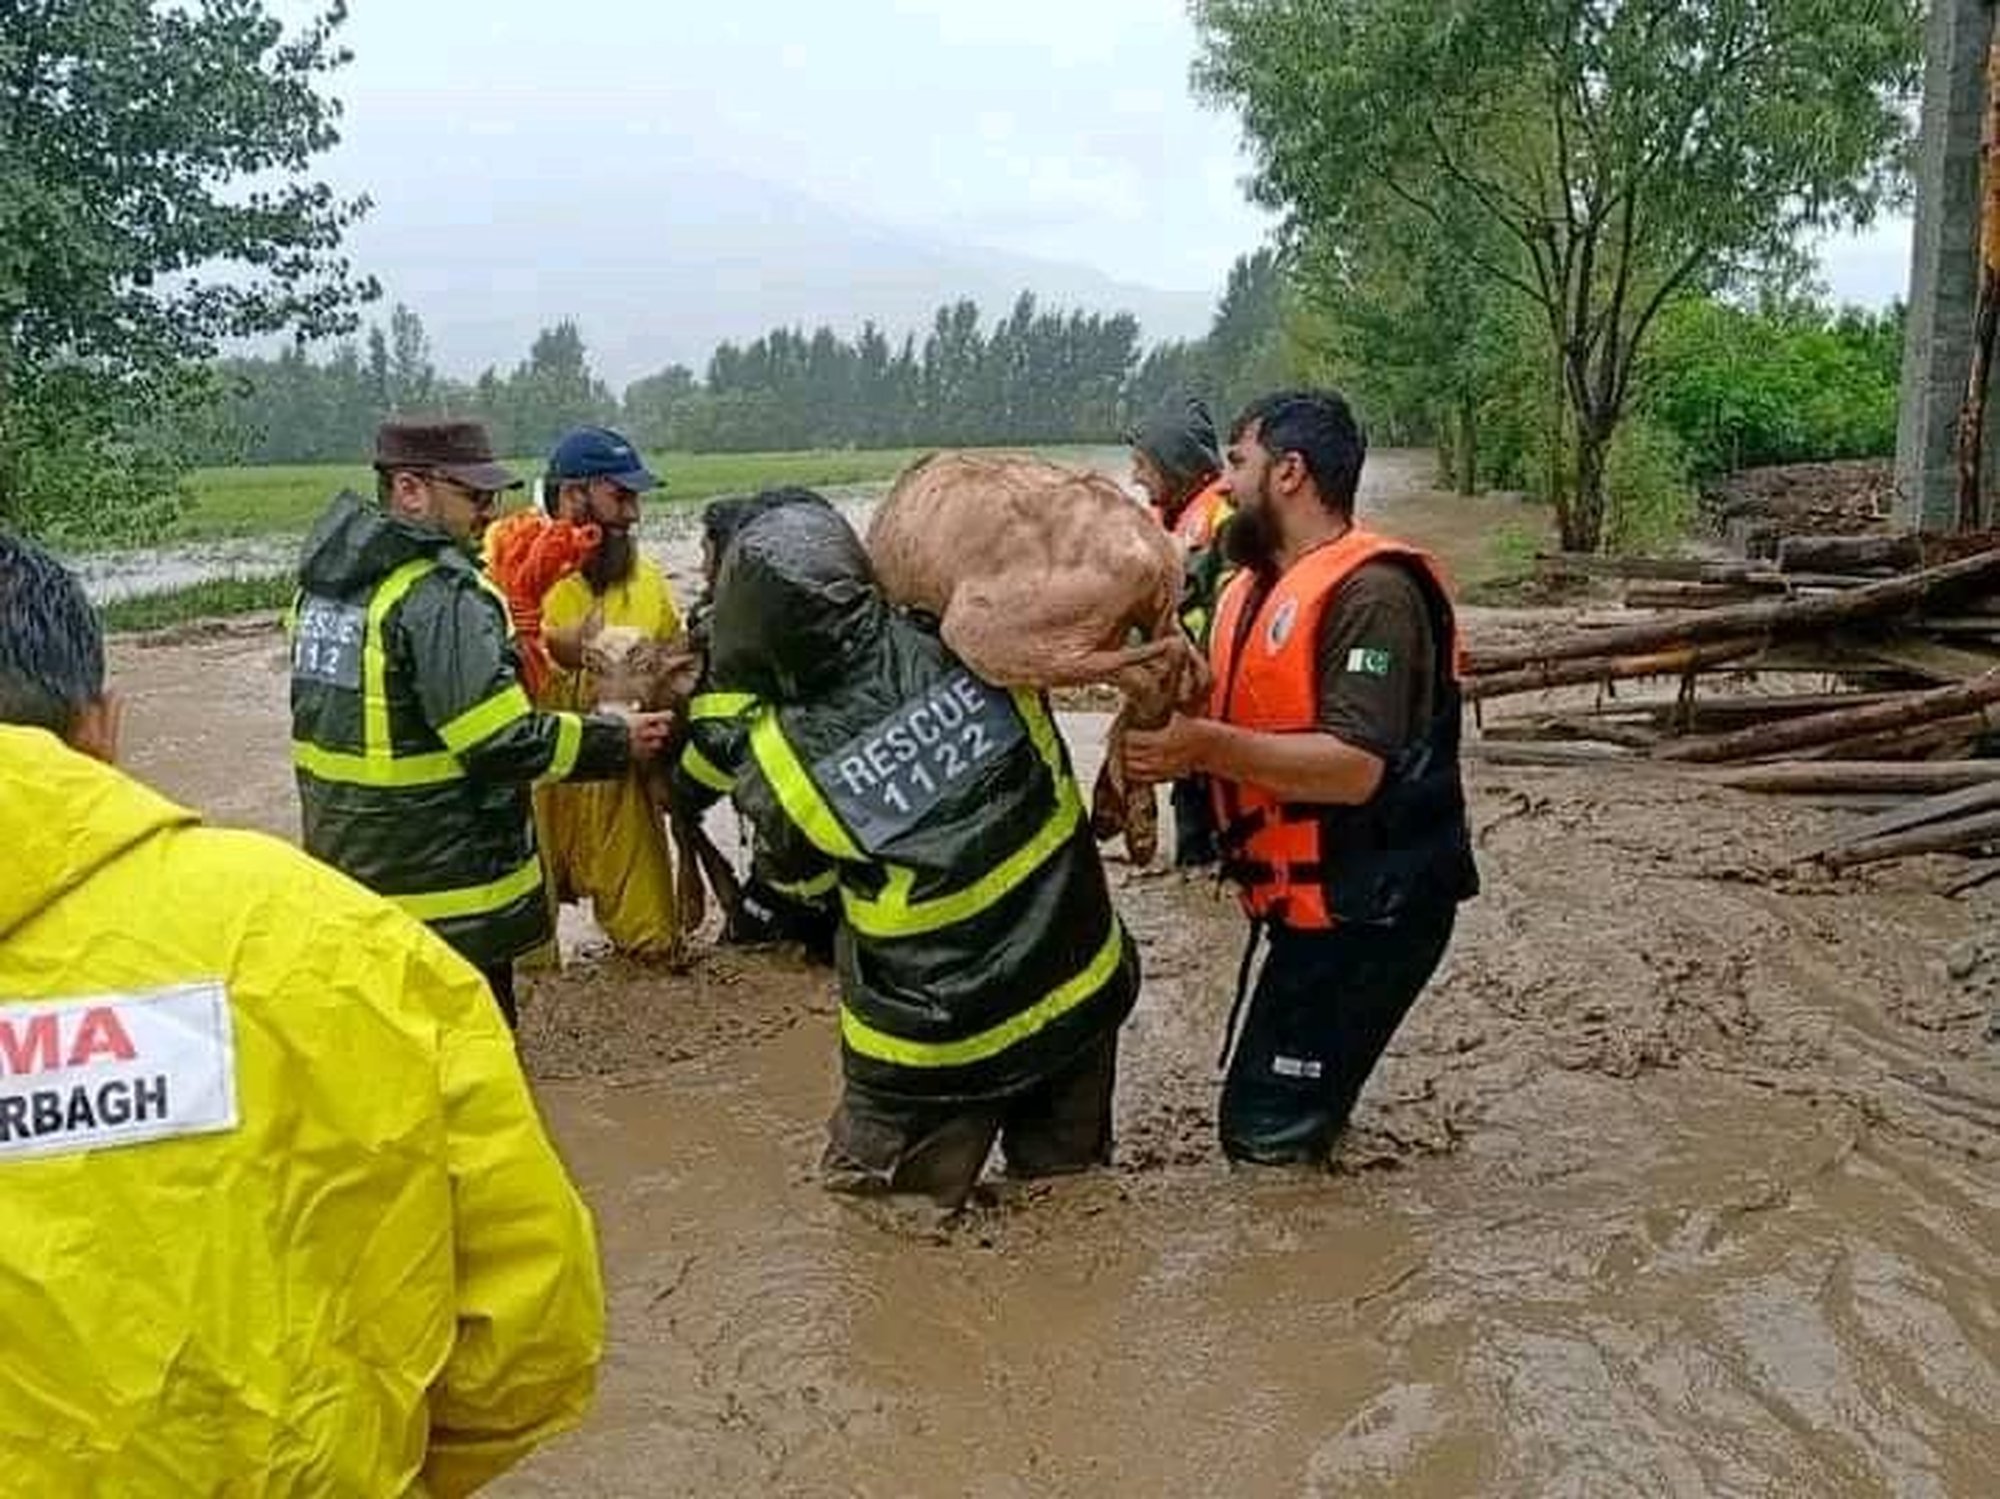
[1127,393,1234,868]
[290,417,673,1027]
[1123,389,1478,1167]
[530,425,685,964]
[0,531,604,1495]
[668,489,838,961]
[710,501,1140,1209]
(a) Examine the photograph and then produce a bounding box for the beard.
[583,527,637,592]
[1223,498,1280,578]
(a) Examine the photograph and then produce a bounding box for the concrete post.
[1895,0,1996,531]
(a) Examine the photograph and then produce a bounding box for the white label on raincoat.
[0,982,239,1161]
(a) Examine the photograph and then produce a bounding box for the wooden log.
[1623,581,1772,610]
[1776,533,1922,575]
[1466,740,1638,766]
[1465,639,1764,702]
[1802,712,1997,763]
[1468,547,2000,675]
[1704,760,2000,794]
[1798,780,2000,864]
[1655,672,2000,764]
[1857,637,2000,684]
[1477,714,1661,750]
[1823,809,2000,871]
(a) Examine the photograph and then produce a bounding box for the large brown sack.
[865,451,1209,865]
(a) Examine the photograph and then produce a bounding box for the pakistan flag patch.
[1346,646,1394,677]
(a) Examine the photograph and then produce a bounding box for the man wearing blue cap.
[529,426,687,963]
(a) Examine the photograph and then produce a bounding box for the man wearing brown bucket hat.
[289,417,675,1026]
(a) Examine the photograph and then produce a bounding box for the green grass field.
[176,446,1106,542]
[98,572,296,633]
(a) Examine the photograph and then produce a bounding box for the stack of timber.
[1469,537,2000,875]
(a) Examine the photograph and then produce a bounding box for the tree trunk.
[1464,638,1763,701]
[1822,808,2000,871]
[1566,411,1611,554]
[1457,393,1478,496]
[1776,533,1924,574]
[1467,545,2000,674]
[1705,761,2000,795]
[1655,672,2000,764]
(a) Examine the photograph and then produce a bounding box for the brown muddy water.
[100,455,1995,1496]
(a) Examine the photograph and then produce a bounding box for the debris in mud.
[1466,537,2000,883]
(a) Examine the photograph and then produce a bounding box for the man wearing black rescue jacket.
[711,500,1140,1210]
[1124,389,1477,1167]
[669,489,839,962]
[290,418,673,1026]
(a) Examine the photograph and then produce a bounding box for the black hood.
[709,502,885,702]
[1126,393,1221,487]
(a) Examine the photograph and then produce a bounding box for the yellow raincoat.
[530,559,684,962]
[0,726,604,1496]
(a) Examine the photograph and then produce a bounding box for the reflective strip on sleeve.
[680,741,736,794]
[689,691,759,721]
[438,683,533,754]
[769,868,838,900]
[537,713,584,783]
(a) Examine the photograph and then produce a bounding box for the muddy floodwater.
[102,453,1996,1496]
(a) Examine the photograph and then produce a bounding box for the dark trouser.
[1171,776,1220,868]
[1220,905,1457,1166]
[822,1033,1118,1211]
[481,962,519,1030]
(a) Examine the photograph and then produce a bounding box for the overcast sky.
[282,0,1913,376]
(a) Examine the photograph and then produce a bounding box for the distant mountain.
[337,161,1215,389]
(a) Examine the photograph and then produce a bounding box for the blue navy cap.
[547,426,659,493]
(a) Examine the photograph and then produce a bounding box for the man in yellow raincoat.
[530,426,685,964]
[0,531,604,1495]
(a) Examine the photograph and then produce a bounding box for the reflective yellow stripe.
[690,691,758,721]
[438,683,532,754]
[392,854,545,924]
[681,741,736,793]
[748,713,864,861]
[538,713,583,783]
[770,869,837,899]
[840,920,1124,1069]
[363,559,440,759]
[292,739,463,787]
[846,776,1081,940]
[748,692,1083,940]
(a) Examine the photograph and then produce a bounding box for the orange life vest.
[1207,528,1474,929]
[1166,477,1232,552]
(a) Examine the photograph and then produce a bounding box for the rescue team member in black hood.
[668,489,840,963]
[1124,389,1477,1167]
[710,500,1140,1210]
[290,418,675,1027]
[1126,392,1234,869]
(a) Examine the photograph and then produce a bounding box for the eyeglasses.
[426,473,500,509]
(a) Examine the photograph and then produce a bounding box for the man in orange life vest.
[1123,389,1478,1166]
[1126,393,1233,869]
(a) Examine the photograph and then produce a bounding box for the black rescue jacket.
[289,492,630,968]
[713,504,1139,1103]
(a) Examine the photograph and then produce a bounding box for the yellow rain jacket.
[0,725,605,1497]
[531,559,684,961]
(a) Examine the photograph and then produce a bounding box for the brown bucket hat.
[373,418,522,492]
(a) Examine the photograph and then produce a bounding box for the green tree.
[1196,0,1920,551]
[0,0,374,540]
